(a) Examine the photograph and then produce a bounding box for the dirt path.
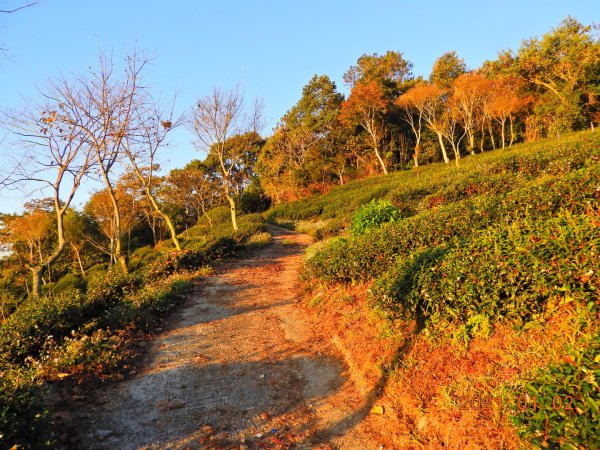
[73,226,377,449]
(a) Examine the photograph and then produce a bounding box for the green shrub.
[246,232,273,248]
[370,212,599,332]
[0,367,50,448]
[0,273,138,365]
[52,273,87,294]
[129,245,159,270]
[196,205,231,228]
[85,263,108,288]
[0,291,20,321]
[510,336,600,449]
[350,199,402,235]
[304,165,600,283]
[239,184,271,213]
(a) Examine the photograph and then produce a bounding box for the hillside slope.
[267,131,600,449]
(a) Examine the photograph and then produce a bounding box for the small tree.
[399,82,451,163]
[123,100,183,250]
[190,87,263,230]
[1,100,93,296]
[339,81,389,174]
[487,78,531,148]
[163,160,221,226]
[451,73,492,154]
[430,51,467,87]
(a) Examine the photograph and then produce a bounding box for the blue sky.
[0,0,597,213]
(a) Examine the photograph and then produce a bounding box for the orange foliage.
[396,81,445,111]
[1,210,53,264]
[339,81,388,127]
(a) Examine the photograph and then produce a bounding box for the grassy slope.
[267,131,600,449]
[268,130,599,228]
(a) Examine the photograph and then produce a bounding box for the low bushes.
[269,131,600,224]
[304,165,600,283]
[246,232,273,249]
[0,367,49,448]
[350,199,402,235]
[510,335,600,449]
[370,211,599,333]
[49,273,87,295]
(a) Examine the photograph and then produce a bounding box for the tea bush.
[304,165,600,283]
[510,335,600,449]
[52,273,87,295]
[350,199,402,235]
[196,205,231,227]
[369,212,599,331]
[0,367,50,448]
[268,131,600,224]
[246,232,273,249]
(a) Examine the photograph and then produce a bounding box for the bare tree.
[396,87,426,167]
[190,87,263,230]
[122,98,183,250]
[440,106,465,167]
[47,52,149,272]
[1,102,93,296]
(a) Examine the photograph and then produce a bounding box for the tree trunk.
[488,122,496,150]
[226,193,238,231]
[31,266,43,298]
[97,158,127,273]
[30,213,68,297]
[501,119,506,149]
[107,190,126,272]
[469,134,475,155]
[201,203,213,227]
[150,217,157,246]
[436,131,450,163]
[509,115,515,147]
[144,186,181,251]
[413,145,420,168]
[72,244,86,279]
[222,177,238,231]
[162,213,181,250]
[450,141,461,167]
[373,145,388,175]
[480,120,486,152]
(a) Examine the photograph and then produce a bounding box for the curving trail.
[72,225,377,449]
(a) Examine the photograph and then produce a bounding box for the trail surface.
[73,226,375,449]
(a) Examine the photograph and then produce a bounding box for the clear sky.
[0,0,597,213]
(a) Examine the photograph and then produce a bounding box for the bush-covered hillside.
[269,130,600,449]
[0,210,266,448]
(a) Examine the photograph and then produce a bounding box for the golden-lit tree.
[1,97,94,295]
[451,73,493,154]
[339,81,390,174]
[486,78,531,148]
[398,82,450,163]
